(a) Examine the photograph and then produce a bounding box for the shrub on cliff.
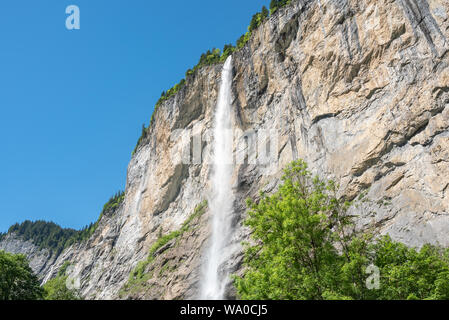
[234,160,449,300]
[221,44,236,62]
[43,276,80,300]
[101,190,125,215]
[270,0,292,15]
[249,6,269,32]
[43,263,81,300]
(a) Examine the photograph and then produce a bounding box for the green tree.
[270,0,280,14]
[235,160,449,300]
[261,6,269,19]
[0,251,43,300]
[371,238,449,299]
[270,0,291,15]
[133,124,148,155]
[235,160,352,299]
[43,276,80,300]
[249,13,260,32]
[221,44,235,62]
[237,32,251,49]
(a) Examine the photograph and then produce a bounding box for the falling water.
[200,56,235,300]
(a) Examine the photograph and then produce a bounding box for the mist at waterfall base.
[200,56,235,300]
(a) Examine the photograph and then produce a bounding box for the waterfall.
[200,56,235,300]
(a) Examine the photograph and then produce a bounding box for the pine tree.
[261,6,269,19]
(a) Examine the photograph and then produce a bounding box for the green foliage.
[234,160,353,300]
[238,4,271,50]
[366,238,449,300]
[262,6,269,19]
[66,190,125,246]
[101,191,125,216]
[133,200,206,277]
[220,44,235,62]
[249,6,269,33]
[153,78,187,123]
[58,261,71,277]
[236,32,251,50]
[43,276,80,300]
[43,276,81,300]
[270,0,291,15]
[120,201,207,296]
[132,0,299,156]
[197,48,222,69]
[42,260,81,300]
[0,251,44,300]
[234,160,449,300]
[132,124,149,156]
[131,2,296,153]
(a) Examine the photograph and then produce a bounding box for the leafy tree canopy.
[234,160,449,300]
[0,251,43,300]
[270,0,292,15]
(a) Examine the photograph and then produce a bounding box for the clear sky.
[0,0,270,232]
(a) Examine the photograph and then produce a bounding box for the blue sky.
[0,0,270,232]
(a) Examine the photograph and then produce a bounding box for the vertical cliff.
[1,0,448,300]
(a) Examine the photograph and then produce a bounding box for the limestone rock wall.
[1,0,448,299]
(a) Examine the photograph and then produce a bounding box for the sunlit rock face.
[1,0,448,299]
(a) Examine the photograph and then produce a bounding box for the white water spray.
[200,56,235,300]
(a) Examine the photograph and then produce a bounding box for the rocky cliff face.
[1,0,448,300]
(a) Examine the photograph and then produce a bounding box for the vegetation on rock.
[43,261,81,300]
[234,160,449,300]
[119,201,207,297]
[269,0,292,15]
[100,190,125,216]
